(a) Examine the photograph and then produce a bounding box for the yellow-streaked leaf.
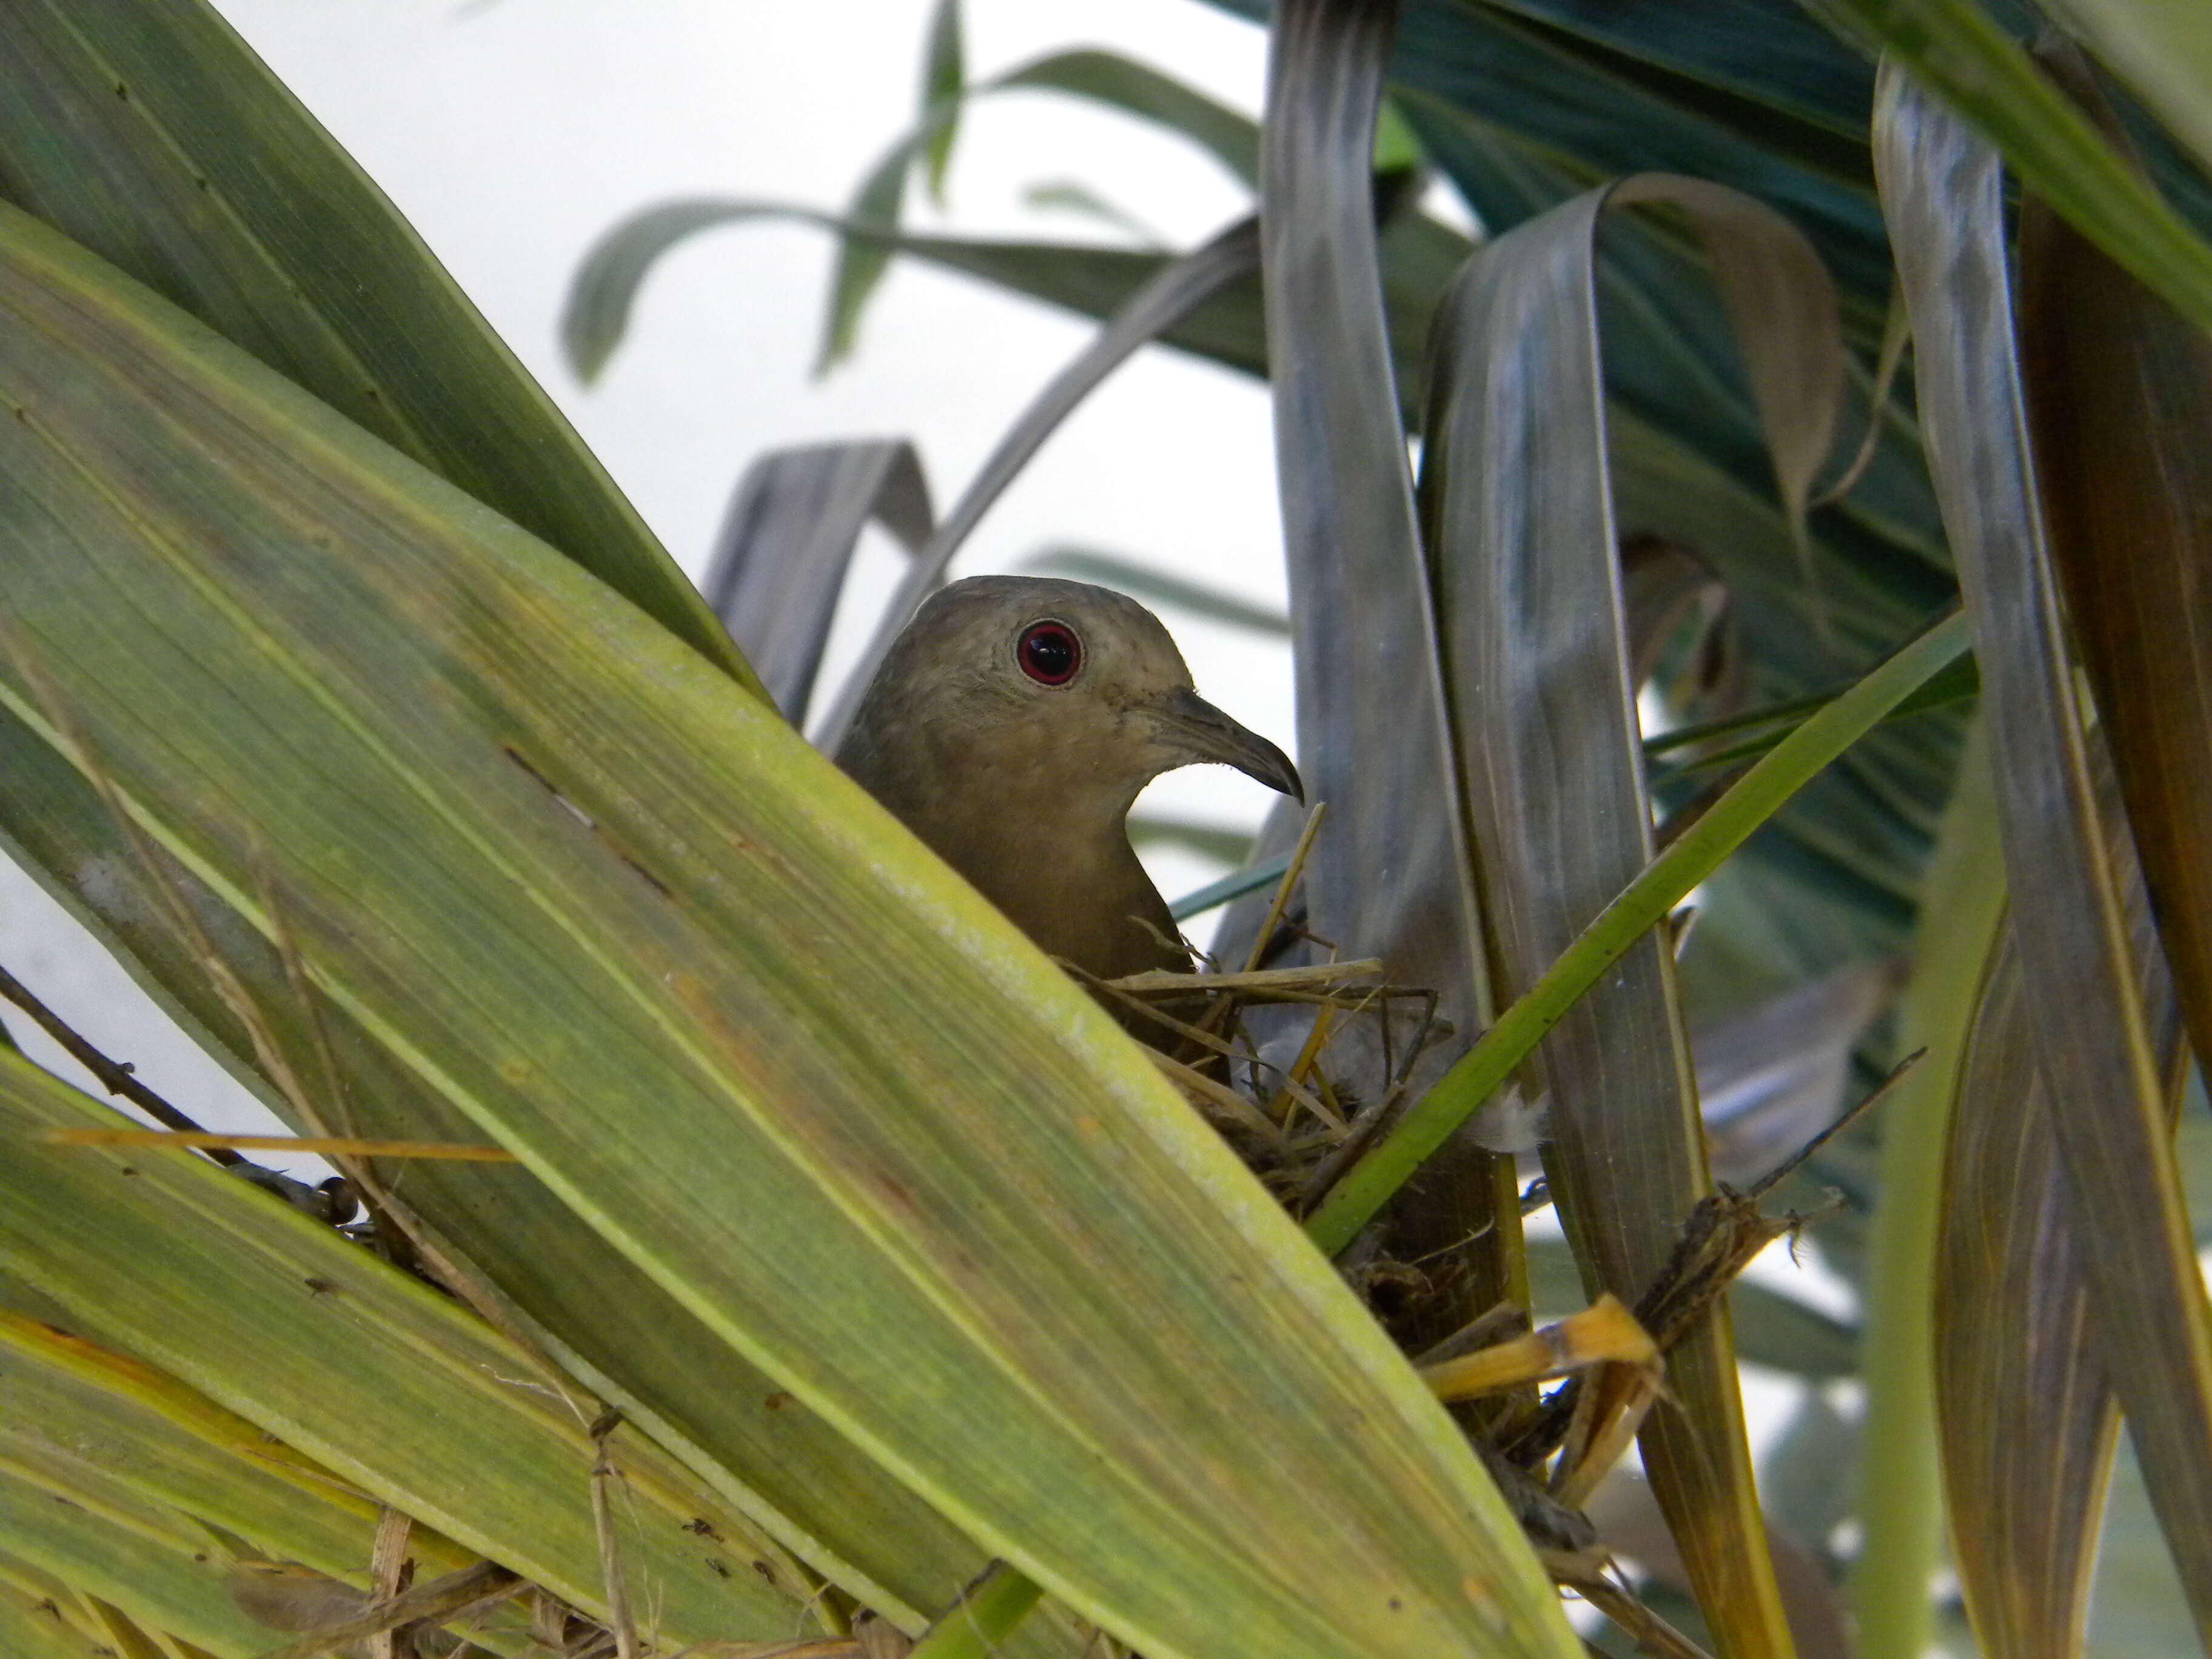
[0,1050,808,1644]
[0,709,1004,1638]
[0,197,1575,1657]
[0,1570,119,1659]
[0,1466,284,1659]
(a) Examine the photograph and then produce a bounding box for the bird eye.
[1016,620,1082,686]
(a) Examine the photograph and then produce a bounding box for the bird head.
[840,575,1302,815]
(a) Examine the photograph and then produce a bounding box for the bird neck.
[892,756,1182,980]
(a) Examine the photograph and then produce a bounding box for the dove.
[836,575,1301,1004]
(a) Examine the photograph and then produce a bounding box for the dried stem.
[589,1412,642,1659]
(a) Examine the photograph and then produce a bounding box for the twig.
[1748,1046,1926,1201]
[250,1561,521,1659]
[589,1412,641,1659]
[369,1508,416,1659]
[1107,959,1382,996]
[1241,803,1329,974]
[0,962,242,1165]
[1560,1567,1716,1659]
[41,1127,515,1161]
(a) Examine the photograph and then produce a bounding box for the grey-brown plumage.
[837,576,1302,998]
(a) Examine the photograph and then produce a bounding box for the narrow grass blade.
[0,199,1577,1659]
[566,197,1470,434]
[0,0,761,699]
[810,215,1262,748]
[702,442,933,723]
[1168,852,1294,924]
[1414,169,1852,1659]
[1848,725,2006,1659]
[1307,610,1969,1247]
[817,41,1262,371]
[2017,45,2212,1142]
[1875,67,2212,1641]
[611,42,1261,381]
[1803,0,2212,338]
[0,1470,273,1659]
[816,129,923,374]
[917,0,964,203]
[0,1051,808,1643]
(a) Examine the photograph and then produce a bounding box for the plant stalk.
[1306,609,1972,1254]
[1849,722,2005,1657]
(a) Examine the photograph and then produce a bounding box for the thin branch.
[251,1561,521,1659]
[589,1412,641,1659]
[0,961,241,1165]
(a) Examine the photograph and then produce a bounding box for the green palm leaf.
[0,196,1576,1659]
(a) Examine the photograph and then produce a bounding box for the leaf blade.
[1875,66,2212,1643]
[0,1051,807,1642]
[0,196,1576,1659]
[0,0,763,699]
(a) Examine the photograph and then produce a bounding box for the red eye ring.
[1016,619,1082,686]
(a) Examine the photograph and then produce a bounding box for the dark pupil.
[1020,623,1079,684]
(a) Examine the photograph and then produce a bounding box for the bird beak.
[1145,688,1304,802]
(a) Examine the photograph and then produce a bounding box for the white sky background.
[0,0,1297,1164]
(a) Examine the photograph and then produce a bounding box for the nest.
[1079,809,1861,1659]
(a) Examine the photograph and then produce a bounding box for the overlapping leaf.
[1806,0,2212,335]
[1,1307,438,1591]
[0,709,1033,1646]
[1846,728,2005,1659]
[570,42,1271,383]
[0,1570,122,1659]
[2017,44,2212,1122]
[1258,0,1509,1338]
[1934,880,2182,1658]
[2040,0,2212,178]
[1413,169,1850,1659]
[0,1467,275,1659]
[702,441,933,723]
[1875,67,2212,1644]
[0,1050,804,1644]
[0,0,760,698]
[0,198,1577,1659]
